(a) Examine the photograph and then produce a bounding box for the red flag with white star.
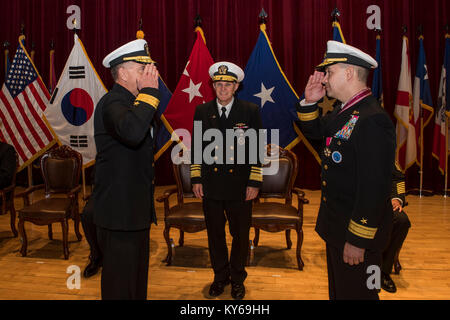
[162,27,214,149]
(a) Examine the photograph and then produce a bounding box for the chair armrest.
[15,184,45,206]
[156,187,178,219]
[293,187,309,204]
[68,185,82,198]
[156,187,178,203]
[15,184,45,198]
[0,184,15,194]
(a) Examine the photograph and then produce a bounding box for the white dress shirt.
[217,97,234,118]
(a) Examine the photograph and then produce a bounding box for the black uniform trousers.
[203,198,252,284]
[382,210,411,274]
[80,198,102,261]
[326,244,381,300]
[96,226,150,300]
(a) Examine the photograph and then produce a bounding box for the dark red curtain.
[1,0,449,191]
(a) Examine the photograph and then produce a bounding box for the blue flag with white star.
[237,24,301,149]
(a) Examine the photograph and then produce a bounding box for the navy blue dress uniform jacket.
[296,95,396,251]
[190,98,263,200]
[93,83,160,231]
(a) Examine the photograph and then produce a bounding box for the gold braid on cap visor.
[123,56,156,64]
[212,75,237,82]
[316,57,348,68]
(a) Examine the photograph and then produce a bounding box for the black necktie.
[220,107,227,121]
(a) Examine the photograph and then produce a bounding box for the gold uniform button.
[229,169,233,173]
[323,196,327,202]
[337,141,341,145]
[324,164,328,170]
[214,168,218,172]
[322,181,327,186]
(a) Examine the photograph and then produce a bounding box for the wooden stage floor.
[0,186,449,300]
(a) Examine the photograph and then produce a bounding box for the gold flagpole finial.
[137,18,145,39]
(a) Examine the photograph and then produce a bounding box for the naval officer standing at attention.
[93,39,160,300]
[296,41,396,299]
[191,62,263,300]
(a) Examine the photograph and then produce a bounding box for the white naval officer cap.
[102,39,156,68]
[209,61,245,83]
[316,40,378,71]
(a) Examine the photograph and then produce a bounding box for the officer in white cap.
[296,41,396,300]
[191,61,263,300]
[92,38,160,300]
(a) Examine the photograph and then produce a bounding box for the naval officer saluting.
[93,38,160,300]
[296,41,396,299]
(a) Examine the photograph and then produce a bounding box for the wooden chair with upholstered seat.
[250,145,309,270]
[156,161,205,266]
[16,145,83,259]
[0,151,19,237]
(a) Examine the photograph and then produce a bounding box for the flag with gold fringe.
[0,35,56,170]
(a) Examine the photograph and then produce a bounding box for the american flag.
[0,36,55,170]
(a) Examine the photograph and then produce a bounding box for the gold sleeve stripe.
[136,94,160,109]
[298,110,319,122]
[397,182,406,195]
[348,220,377,240]
[249,173,263,182]
[191,171,201,178]
[190,164,201,178]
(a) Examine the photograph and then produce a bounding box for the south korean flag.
[44,34,107,167]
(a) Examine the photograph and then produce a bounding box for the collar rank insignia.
[360,218,368,225]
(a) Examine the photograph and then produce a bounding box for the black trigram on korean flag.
[69,66,85,79]
[70,135,88,148]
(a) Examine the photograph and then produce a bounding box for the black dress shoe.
[231,282,245,300]
[209,279,230,297]
[381,272,397,293]
[83,257,102,278]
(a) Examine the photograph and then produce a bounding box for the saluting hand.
[304,71,326,104]
[137,63,159,91]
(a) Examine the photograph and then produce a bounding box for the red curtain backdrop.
[1,0,449,191]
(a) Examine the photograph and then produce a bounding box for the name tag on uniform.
[334,115,359,140]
